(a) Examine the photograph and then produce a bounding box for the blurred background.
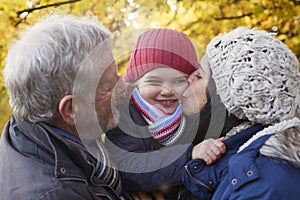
[0,0,299,132]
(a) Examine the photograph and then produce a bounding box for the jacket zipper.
[184,165,214,192]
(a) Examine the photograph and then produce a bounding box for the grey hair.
[3,14,112,123]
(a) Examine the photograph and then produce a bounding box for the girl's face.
[182,54,210,116]
[137,67,189,114]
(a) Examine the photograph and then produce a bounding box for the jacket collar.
[11,115,94,180]
[223,124,265,150]
[239,118,300,168]
[239,118,300,152]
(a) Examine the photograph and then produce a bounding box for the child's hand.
[192,137,226,165]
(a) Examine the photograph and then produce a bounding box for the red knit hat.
[124,28,199,82]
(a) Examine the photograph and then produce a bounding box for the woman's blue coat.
[183,124,300,200]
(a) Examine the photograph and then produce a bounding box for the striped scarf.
[51,127,122,197]
[132,88,186,146]
[92,141,122,196]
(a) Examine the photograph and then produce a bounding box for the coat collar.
[11,115,94,180]
[238,118,300,168]
[223,124,264,150]
[238,118,300,152]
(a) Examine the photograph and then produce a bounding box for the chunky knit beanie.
[124,28,199,82]
[207,27,300,125]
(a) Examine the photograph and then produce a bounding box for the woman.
[182,27,300,199]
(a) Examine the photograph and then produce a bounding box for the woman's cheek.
[175,84,190,99]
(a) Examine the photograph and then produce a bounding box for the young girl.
[106,28,227,199]
[123,28,199,146]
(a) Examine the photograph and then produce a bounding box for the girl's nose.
[160,86,175,96]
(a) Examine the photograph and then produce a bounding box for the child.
[124,28,199,146]
[106,28,227,199]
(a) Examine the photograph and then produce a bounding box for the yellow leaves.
[277,34,288,41]
[253,5,264,16]
[0,90,11,132]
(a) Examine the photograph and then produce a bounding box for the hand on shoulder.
[192,137,226,165]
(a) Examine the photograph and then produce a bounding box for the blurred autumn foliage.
[0,0,299,132]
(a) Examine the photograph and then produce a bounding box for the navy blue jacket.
[183,124,300,199]
[0,115,128,200]
[106,101,201,199]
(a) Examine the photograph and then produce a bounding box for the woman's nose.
[182,86,191,99]
[187,76,194,84]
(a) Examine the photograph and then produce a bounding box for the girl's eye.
[146,80,161,84]
[175,79,188,84]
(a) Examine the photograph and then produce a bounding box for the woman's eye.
[195,74,203,79]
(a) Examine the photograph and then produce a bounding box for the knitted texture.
[132,88,186,145]
[124,28,199,82]
[238,117,300,152]
[207,27,300,125]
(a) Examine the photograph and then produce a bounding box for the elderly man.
[0,15,129,199]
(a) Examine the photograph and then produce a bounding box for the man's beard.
[98,103,120,133]
[96,92,125,133]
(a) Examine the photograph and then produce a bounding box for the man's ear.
[58,95,75,126]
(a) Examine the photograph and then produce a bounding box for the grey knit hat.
[206,27,300,125]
